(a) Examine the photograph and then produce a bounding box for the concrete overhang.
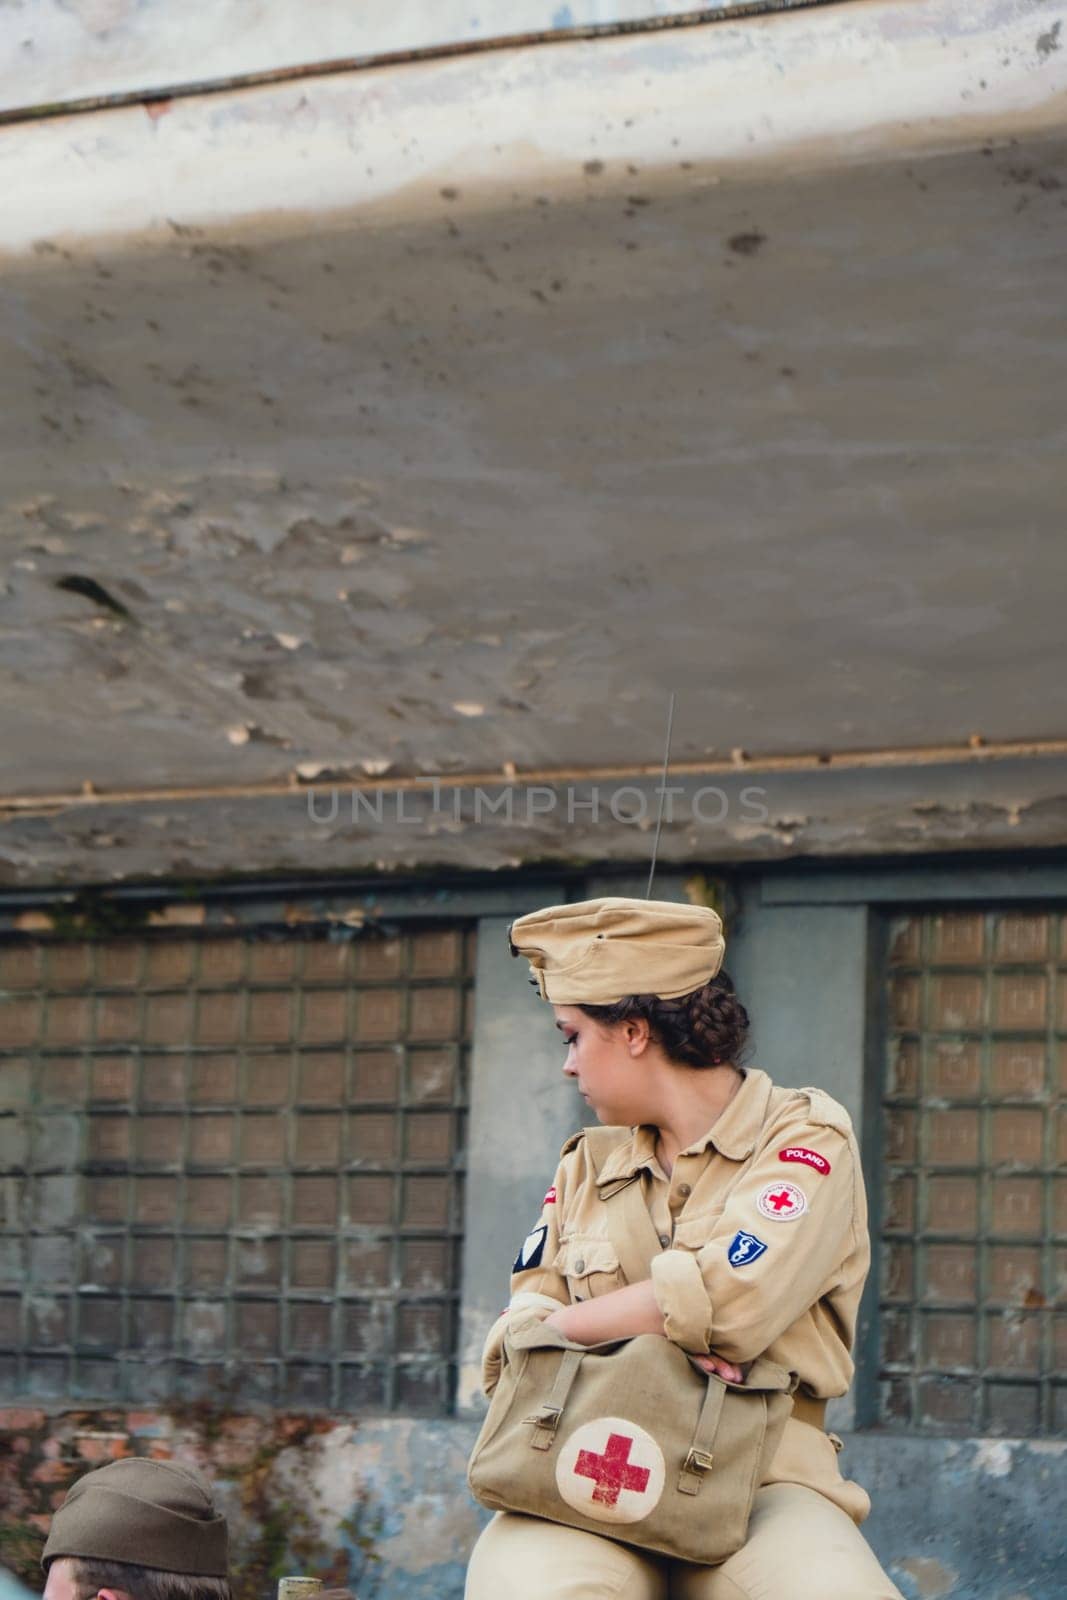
[1,0,1066,884]
[1,1,799,113]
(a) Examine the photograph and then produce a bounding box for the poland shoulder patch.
[778,1145,831,1176]
[513,1223,548,1272]
[756,1181,808,1222]
[555,1416,665,1524]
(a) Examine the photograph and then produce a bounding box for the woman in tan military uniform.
[466,897,903,1600]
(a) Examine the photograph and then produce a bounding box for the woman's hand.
[690,1351,746,1384]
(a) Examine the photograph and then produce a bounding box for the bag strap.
[524,1348,584,1451]
[588,1129,758,1489]
[583,1127,666,1285]
[604,1168,668,1285]
[676,1375,729,1495]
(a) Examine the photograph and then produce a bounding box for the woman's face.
[553,1004,651,1125]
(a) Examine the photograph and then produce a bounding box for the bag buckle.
[527,1404,563,1427]
[677,1445,714,1496]
[525,1405,562,1451]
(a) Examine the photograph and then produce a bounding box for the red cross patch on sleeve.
[756,1181,808,1221]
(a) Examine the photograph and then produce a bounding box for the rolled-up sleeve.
[650,1247,713,1351]
[651,1123,858,1362]
[481,1290,571,1395]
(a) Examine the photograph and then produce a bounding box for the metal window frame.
[872,904,1063,1436]
[838,861,1067,1435]
[0,893,483,1416]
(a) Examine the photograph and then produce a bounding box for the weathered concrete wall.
[847,1434,1067,1600]
[456,912,584,1411]
[3,1407,1065,1600]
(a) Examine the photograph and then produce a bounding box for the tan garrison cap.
[508,896,725,1004]
[42,1458,228,1577]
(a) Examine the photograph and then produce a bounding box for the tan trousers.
[465,1484,905,1600]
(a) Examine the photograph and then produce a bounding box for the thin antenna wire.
[646,692,676,898]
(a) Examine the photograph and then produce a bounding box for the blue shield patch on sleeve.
[727,1230,768,1268]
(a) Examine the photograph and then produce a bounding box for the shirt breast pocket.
[553,1236,624,1301]
[672,1210,724,1252]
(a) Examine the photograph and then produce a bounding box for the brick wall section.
[0,1406,348,1599]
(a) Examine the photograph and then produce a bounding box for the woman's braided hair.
[576,970,750,1069]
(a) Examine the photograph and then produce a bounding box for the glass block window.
[880,909,1067,1436]
[0,925,475,1414]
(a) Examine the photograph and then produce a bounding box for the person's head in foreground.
[42,1459,229,1600]
[508,895,749,1126]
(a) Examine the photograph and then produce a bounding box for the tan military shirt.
[500,1065,872,1522]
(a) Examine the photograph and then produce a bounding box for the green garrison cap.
[42,1459,228,1578]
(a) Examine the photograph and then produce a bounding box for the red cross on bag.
[574,1432,651,1506]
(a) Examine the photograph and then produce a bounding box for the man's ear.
[97,1587,130,1600]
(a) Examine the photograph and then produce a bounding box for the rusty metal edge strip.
[2,735,1067,819]
[0,0,850,128]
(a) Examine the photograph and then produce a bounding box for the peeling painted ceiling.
[4,141,1067,788]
